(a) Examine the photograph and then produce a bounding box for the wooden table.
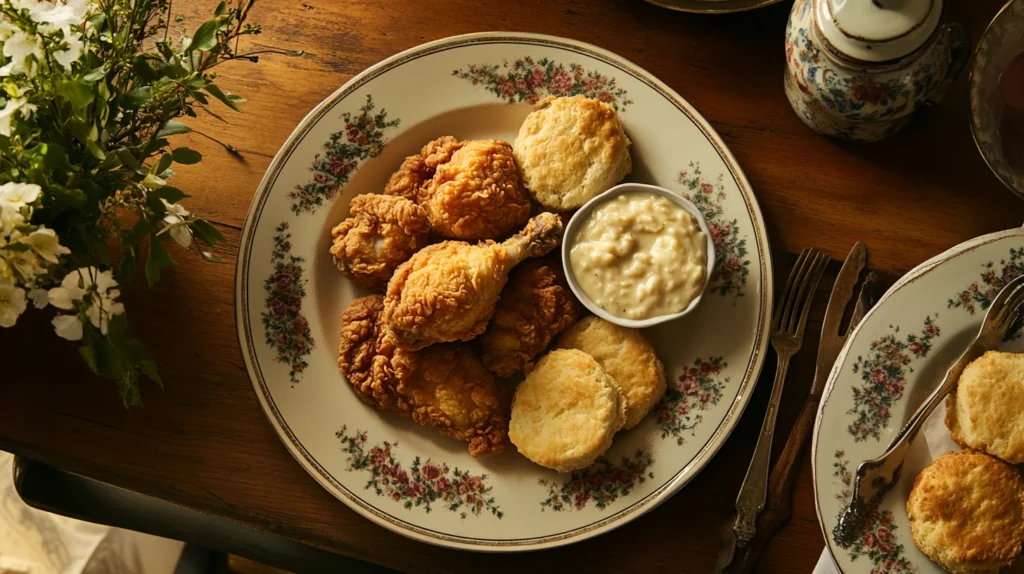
[1,1,1020,572]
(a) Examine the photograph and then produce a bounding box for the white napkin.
[0,451,185,574]
[813,402,959,574]
[0,452,110,574]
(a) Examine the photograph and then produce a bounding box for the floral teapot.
[784,0,970,142]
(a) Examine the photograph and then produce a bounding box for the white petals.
[52,313,82,340]
[0,203,23,234]
[0,182,42,207]
[0,280,26,327]
[0,97,35,136]
[28,287,47,308]
[47,266,124,334]
[168,224,192,248]
[52,31,84,69]
[160,198,189,218]
[25,226,69,263]
[160,200,192,248]
[48,267,87,309]
[22,0,91,33]
[0,28,42,78]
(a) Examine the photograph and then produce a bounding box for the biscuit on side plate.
[945,350,1024,463]
[907,451,1024,573]
[555,316,666,429]
[509,348,625,472]
[513,95,631,210]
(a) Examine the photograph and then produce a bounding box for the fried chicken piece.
[480,257,582,377]
[337,295,508,455]
[338,294,413,411]
[419,140,532,240]
[402,344,509,456]
[329,194,431,291]
[383,212,564,350]
[383,136,465,202]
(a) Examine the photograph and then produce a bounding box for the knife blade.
[717,242,874,574]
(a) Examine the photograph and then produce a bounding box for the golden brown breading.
[329,194,431,291]
[383,213,563,350]
[514,95,632,210]
[907,451,1024,573]
[337,295,508,456]
[946,350,1024,463]
[509,349,625,472]
[555,316,666,430]
[419,140,532,240]
[400,344,509,456]
[383,136,465,202]
[338,295,412,412]
[480,257,581,377]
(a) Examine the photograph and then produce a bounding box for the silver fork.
[733,248,830,546]
[833,273,1024,547]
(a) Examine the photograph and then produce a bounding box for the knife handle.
[720,394,817,574]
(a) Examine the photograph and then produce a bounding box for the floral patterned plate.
[235,32,772,551]
[814,227,1024,572]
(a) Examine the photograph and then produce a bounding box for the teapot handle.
[924,23,971,106]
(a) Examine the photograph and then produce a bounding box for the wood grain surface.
[0,1,1020,573]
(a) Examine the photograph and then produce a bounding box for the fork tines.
[772,249,830,340]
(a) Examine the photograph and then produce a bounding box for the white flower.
[48,266,87,309]
[159,198,192,247]
[52,30,84,69]
[23,0,91,34]
[0,97,37,136]
[0,182,41,209]
[0,203,22,234]
[47,266,124,335]
[0,28,43,77]
[52,313,82,340]
[0,279,26,327]
[8,247,44,282]
[25,226,70,263]
[0,181,42,234]
[28,287,47,308]
[160,199,192,248]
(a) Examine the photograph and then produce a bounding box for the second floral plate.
[814,227,1024,572]
[235,32,773,550]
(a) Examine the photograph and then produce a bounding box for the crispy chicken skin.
[480,257,582,377]
[383,136,465,202]
[329,194,431,291]
[338,294,412,412]
[337,295,508,455]
[402,344,509,456]
[382,213,564,351]
[419,140,532,240]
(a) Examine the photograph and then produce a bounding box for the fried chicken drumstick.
[382,212,564,350]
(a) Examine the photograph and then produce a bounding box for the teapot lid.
[817,0,942,62]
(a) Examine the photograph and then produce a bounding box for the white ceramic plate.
[814,227,1024,572]
[235,32,772,551]
[643,0,784,14]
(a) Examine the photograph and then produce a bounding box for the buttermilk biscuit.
[513,95,631,210]
[946,351,1024,463]
[555,317,666,429]
[907,451,1024,573]
[509,349,626,472]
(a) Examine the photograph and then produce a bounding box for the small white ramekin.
[561,183,716,329]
